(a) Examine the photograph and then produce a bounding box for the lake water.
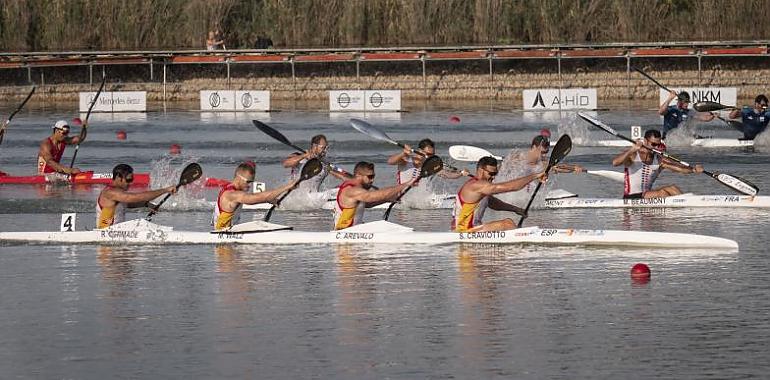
[1,104,769,378]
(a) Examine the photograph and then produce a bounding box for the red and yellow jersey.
[451,179,489,232]
[334,181,366,230]
[212,184,242,230]
[96,186,126,229]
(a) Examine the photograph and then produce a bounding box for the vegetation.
[1,0,769,51]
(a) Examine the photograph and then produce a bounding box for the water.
[1,105,769,378]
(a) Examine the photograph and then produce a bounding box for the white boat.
[555,138,754,148]
[242,191,456,210]
[544,194,770,209]
[0,218,738,249]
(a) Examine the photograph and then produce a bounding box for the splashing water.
[149,154,211,211]
[557,113,592,144]
[494,149,551,208]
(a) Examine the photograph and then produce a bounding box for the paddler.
[96,164,177,228]
[658,91,715,139]
[728,94,770,140]
[282,134,347,190]
[501,132,584,176]
[387,138,468,184]
[452,156,544,232]
[213,162,298,231]
[334,161,415,230]
[612,129,703,199]
[37,120,87,175]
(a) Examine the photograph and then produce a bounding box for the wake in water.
[494,149,555,209]
[149,154,211,211]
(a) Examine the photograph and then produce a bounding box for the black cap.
[677,91,690,102]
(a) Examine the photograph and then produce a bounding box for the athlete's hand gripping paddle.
[69,76,106,169]
[517,134,572,228]
[0,86,35,146]
[264,158,323,222]
[350,118,467,176]
[578,112,759,196]
[146,163,203,221]
[383,155,443,221]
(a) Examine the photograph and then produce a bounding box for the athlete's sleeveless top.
[334,181,366,230]
[37,138,65,174]
[96,185,126,229]
[397,158,419,184]
[452,179,490,232]
[212,184,242,230]
[624,151,662,196]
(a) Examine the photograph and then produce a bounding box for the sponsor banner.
[364,90,401,111]
[330,90,365,111]
[659,88,737,107]
[79,91,146,112]
[235,91,270,111]
[523,88,598,110]
[200,90,236,111]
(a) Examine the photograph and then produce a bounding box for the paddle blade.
[350,118,397,145]
[694,101,732,112]
[547,134,572,168]
[299,158,323,181]
[714,172,759,196]
[419,156,444,178]
[448,145,502,162]
[252,120,294,148]
[178,163,203,186]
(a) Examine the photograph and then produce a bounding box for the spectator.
[207,30,225,51]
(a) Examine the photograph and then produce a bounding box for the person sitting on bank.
[212,162,298,231]
[728,94,770,140]
[96,164,177,228]
[38,120,87,175]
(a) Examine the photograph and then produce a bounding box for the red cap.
[539,128,552,138]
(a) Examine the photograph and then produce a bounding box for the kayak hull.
[544,194,770,209]
[0,172,228,187]
[0,219,739,249]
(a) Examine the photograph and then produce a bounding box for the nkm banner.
[329,90,401,111]
[200,90,271,111]
[79,92,147,112]
[658,88,737,107]
[523,89,597,110]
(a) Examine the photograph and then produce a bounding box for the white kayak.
[544,194,770,209]
[558,138,754,148]
[0,218,738,249]
[242,191,456,211]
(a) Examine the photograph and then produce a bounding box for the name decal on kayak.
[460,231,506,239]
[335,232,375,240]
[623,197,666,206]
[102,230,139,239]
[217,231,244,239]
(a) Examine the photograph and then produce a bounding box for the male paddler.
[452,156,544,232]
[612,129,703,199]
[728,94,770,140]
[38,119,87,175]
[334,161,415,230]
[213,162,298,231]
[658,91,715,138]
[282,134,347,190]
[387,138,468,183]
[96,164,177,228]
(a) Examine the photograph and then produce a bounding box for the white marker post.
[60,213,76,232]
[631,126,642,140]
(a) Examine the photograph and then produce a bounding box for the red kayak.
[0,171,229,187]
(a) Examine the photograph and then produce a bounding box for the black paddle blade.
[252,120,290,145]
[179,163,203,186]
[299,158,323,180]
[694,101,732,112]
[548,134,572,168]
[419,156,444,178]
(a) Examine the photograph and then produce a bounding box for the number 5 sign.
[60,213,76,232]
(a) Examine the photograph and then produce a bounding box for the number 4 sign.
[60,213,76,232]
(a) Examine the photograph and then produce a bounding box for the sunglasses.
[237,174,255,184]
[58,128,70,135]
[124,175,134,183]
[365,174,375,180]
[483,168,498,177]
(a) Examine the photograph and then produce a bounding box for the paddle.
[383,155,443,221]
[517,134,572,228]
[69,76,106,169]
[264,158,323,222]
[146,163,203,221]
[632,66,674,93]
[252,119,353,178]
[694,101,738,112]
[448,144,624,182]
[0,86,36,145]
[578,112,759,196]
[350,118,467,175]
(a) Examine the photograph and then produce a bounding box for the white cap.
[53,120,69,130]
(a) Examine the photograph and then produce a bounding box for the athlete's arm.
[387,144,412,165]
[67,124,87,145]
[282,152,307,168]
[553,163,584,173]
[658,91,676,115]
[476,172,544,196]
[611,141,642,167]
[328,167,352,181]
[437,167,468,179]
[105,186,175,204]
[661,160,702,174]
[39,140,78,174]
[231,180,298,205]
[696,112,716,122]
[347,181,412,204]
[487,196,526,216]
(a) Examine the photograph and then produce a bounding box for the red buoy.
[71,117,83,126]
[169,144,181,155]
[449,115,461,124]
[630,263,651,279]
[116,130,127,140]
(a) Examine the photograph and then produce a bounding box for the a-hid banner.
[658,88,737,107]
[79,91,146,112]
[329,90,366,111]
[523,89,598,110]
[235,91,270,111]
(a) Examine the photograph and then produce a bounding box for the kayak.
[242,191,456,210]
[0,171,229,187]
[0,218,738,249]
[558,138,754,148]
[544,194,770,209]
